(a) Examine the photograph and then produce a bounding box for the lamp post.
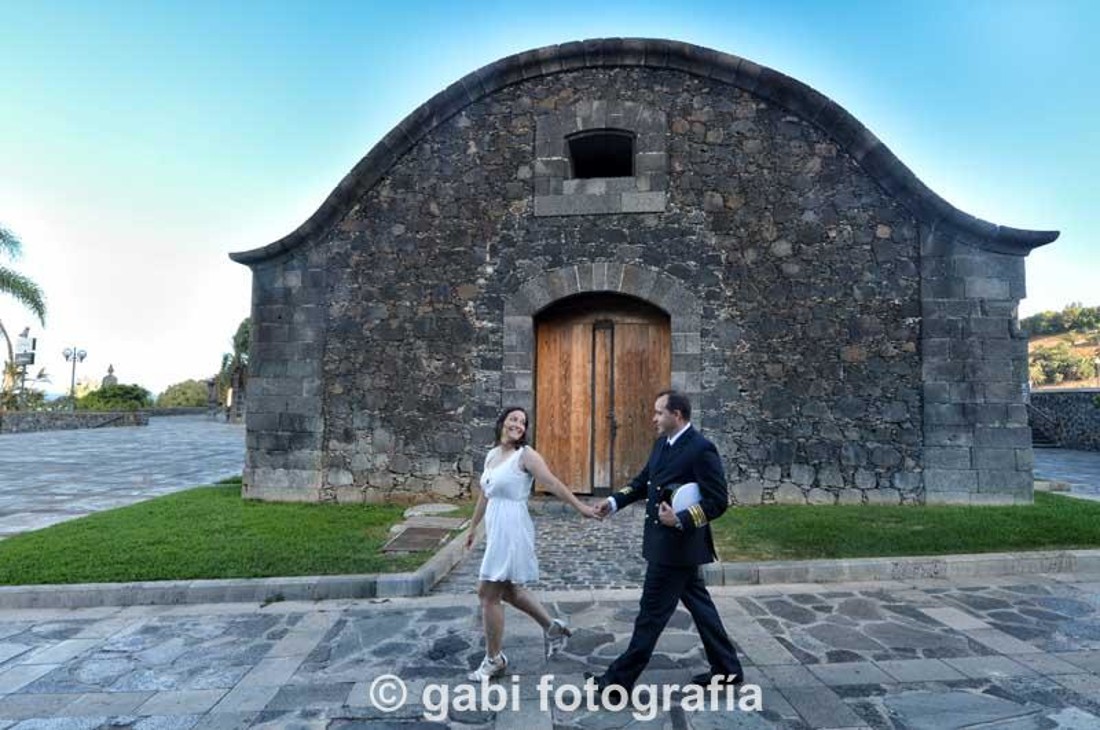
[63,347,87,411]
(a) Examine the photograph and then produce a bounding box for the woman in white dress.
[465,406,599,681]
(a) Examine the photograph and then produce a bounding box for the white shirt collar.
[667,422,692,446]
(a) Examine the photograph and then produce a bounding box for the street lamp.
[63,347,87,410]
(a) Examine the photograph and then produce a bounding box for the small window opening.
[567,129,635,179]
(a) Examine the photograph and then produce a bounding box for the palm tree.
[1,225,47,401]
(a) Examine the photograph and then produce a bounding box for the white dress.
[478,446,539,584]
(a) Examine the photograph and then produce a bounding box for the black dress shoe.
[689,670,743,687]
[583,671,606,690]
[584,672,629,705]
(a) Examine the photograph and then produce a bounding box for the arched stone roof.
[230,38,1058,265]
[503,262,698,320]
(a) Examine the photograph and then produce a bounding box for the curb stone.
[703,549,1100,585]
[0,521,486,610]
[1,542,1096,610]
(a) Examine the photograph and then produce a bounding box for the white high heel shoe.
[544,618,572,659]
[468,651,508,681]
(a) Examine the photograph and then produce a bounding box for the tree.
[76,384,153,411]
[216,318,250,411]
[157,379,209,408]
[1030,343,1093,386]
[73,377,98,400]
[1062,302,1084,331]
[0,225,47,403]
[14,366,50,411]
[1022,303,1100,337]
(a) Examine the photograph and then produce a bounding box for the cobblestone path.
[2,574,1100,727]
[433,499,647,594]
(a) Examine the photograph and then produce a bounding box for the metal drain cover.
[382,526,453,552]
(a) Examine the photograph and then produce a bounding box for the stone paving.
[1,435,1099,725]
[0,415,245,538]
[0,573,1099,728]
[433,500,647,594]
[1035,448,1100,502]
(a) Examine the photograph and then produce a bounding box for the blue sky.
[1,0,1096,395]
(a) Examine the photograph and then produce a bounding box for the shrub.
[1030,343,1094,386]
[1022,303,1100,336]
[77,383,153,411]
[156,379,209,408]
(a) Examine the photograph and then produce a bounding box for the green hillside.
[1024,303,1100,388]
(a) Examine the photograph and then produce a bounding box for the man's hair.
[658,389,692,421]
[494,406,530,447]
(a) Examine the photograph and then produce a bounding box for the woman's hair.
[494,406,530,447]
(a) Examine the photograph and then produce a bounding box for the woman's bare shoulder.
[483,445,502,468]
[519,446,545,469]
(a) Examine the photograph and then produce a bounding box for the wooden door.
[535,295,671,494]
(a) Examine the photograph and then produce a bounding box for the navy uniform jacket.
[610,426,729,567]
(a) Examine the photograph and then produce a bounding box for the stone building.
[230,39,1057,506]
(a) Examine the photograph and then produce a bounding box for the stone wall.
[0,411,149,434]
[918,227,1033,504]
[248,66,926,506]
[148,407,212,416]
[1030,390,1100,451]
[233,39,1054,507]
[240,248,327,502]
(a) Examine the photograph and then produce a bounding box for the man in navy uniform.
[590,389,743,693]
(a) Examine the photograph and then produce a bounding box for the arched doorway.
[534,293,671,494]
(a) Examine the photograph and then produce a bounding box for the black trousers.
[603,561,742,690]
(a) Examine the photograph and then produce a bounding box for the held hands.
[578,503,603,520]
[593,500,613,519]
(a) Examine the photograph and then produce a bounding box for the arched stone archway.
[500,263,702,427]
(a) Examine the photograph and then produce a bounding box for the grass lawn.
[6,480,1096,585]
[0,478,472,585]
[711,491,1100,562]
